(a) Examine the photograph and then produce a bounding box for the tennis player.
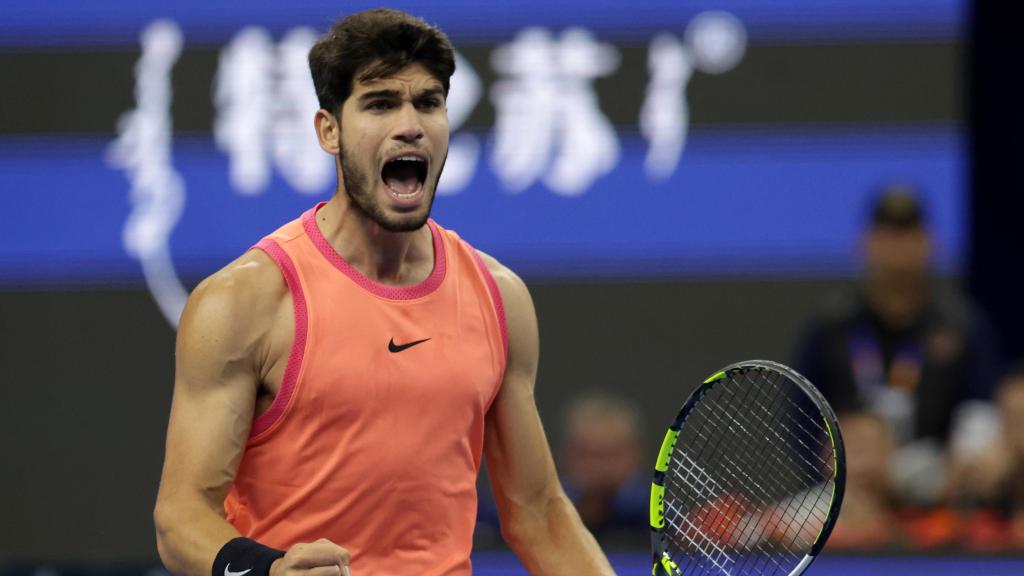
[153,8,615,576]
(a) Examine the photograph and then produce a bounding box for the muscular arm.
[154,252,286,575]
[481,254,616,575]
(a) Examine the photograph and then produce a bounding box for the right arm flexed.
[154,251,350,576]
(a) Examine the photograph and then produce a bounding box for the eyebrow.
[358,87,445,103]
[416,88,445,101]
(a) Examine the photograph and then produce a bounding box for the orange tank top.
[224,203,508,576]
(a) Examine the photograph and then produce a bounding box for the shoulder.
[473,249,532,317]
[438,225,526,302]
[474,250,539,372]
[189,249,286,317]
[803,285,861,332]
[927,282,975,330]
[178,249,288,352]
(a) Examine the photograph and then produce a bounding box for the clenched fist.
[270,539,351,576]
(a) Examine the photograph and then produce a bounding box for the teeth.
[393,155,424,162]
[387,182,423,196]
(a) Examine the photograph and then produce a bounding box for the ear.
[314,109,341,155]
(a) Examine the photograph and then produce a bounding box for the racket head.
[650,360,846,576]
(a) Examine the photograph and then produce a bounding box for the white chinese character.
[272,27,333,195]
[107,20,189,326]
[490,27,620,196]
[214,26,333,196]
[437,50,482,195]
[213,27,274,195]
[641,11,746,182]
[490,28,558,194]
[641,34,691,182]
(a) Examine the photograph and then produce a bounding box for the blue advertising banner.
[0,3,966,325]
[0,127,963,279]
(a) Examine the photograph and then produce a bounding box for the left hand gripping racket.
[649,360,845,576]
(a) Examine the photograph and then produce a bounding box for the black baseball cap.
[869,184,926,229]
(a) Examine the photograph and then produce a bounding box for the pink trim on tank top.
[469,247,509,360]
[300,202,447,300]
[250,238,309,438]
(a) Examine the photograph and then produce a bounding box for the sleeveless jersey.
[223,203,508,576]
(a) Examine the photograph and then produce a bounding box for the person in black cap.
[793,184,1001,522]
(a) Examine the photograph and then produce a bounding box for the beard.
[339,141,446,233]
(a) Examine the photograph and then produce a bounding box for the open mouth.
[381,154,428,199]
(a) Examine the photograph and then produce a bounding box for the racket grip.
[652,553,681,575]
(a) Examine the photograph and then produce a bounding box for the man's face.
[337,63,449,232]
[864,225,931,280]
[564,417,641,492]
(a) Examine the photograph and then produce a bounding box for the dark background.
[969,0,1024,360]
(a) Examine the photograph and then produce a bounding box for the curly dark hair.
[309,8,456,116]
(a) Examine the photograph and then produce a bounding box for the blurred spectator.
[827,412,902,551]
[560,392,649,549]
[948,363,1024,550]
[795,184,1001,506]
[475,391,649,550]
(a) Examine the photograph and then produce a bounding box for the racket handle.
[652,553,681,575]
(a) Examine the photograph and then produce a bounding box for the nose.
[391,102,424,144]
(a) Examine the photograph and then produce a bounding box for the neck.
[314,195,433,286]
[864,273,927,328]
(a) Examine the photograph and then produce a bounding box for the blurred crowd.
[795,185,1020,553]
[479,184,1024,554]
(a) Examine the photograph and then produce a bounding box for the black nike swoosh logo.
[388,337,431,353]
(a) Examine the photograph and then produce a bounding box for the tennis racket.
[650,360,845,576]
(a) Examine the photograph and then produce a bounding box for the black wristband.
[212,537,286,576]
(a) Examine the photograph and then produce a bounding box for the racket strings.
[665,373,805,576]
[736,369,835,499]
[661,368,838,576]
[732,370,833,553]
[736,371,834,491]
[668,444,817,569]
[670,381,827,575]
[743,370,832,477]
[664,375,792,576]
[665,453,742,573]
[688,372,824,510]
[665,453,796,576]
